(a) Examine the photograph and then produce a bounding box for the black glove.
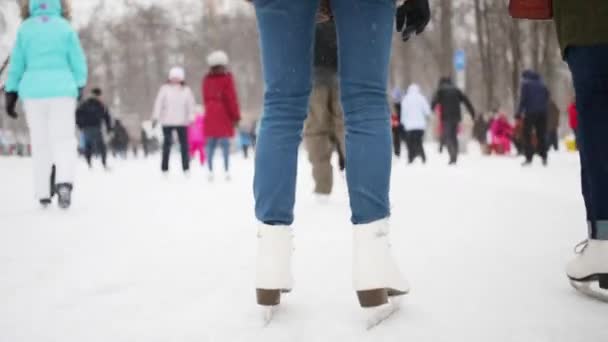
[396,0,431,42]
[5,91,18,119]
[77,87,84,101]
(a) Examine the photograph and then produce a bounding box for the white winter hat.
[207,50,229,67]
[169,66,185,81]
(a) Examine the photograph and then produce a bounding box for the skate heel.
[257,289,281,306]
[599,275,608,290]
[357,289,389,308]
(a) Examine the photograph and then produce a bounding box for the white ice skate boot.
[566,239,608,302]
[353,219,409,329]
[256,224,294,325]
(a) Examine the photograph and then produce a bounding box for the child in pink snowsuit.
[188,114,206,165]
[489,113,513,155]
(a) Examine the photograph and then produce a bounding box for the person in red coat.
[202,50,241,181]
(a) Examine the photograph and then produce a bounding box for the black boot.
[56,183,73,209]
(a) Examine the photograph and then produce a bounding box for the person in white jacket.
[401,84,432,164]
[152,67,196,174]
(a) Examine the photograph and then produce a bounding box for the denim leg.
[220,138,231,172]
[566,45,608,240]
[331,0,395,225]
[206,138,218,172]
[253,0,319,226]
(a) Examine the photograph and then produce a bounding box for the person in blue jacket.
[517,70,549,166]
[4,0,87,209]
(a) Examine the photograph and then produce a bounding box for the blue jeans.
[566,45,608,240]
[207,138,231,172]
[253,0,394,225]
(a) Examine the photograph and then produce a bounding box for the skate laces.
[574,240,589,254]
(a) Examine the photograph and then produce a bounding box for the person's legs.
[176,126,190,172]
[306,82,334,195]
[206,138,218,172]
[567,45,608,240]
[88,128,106,168]
[332,0,394,224]
[523,115,535,163]
[161,127,173,172]
[404,129,414,163]
[243,145,249,159]
[189,141,198,159]
[549,130,559,151]
[48,98,78,186]
[220,138,231,173]
[534,114,548,162]
[93,129,108,167]
[392,127,401,157]
[445,122,459,164]
[83,129,94,167]
[199,142,206,165]
[24,100,53,200]
[306,134,333,195]
[332,0,409,309]
[413,130,426,163]
[253,0,319,225]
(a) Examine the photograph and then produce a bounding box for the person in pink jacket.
[489,112,514,155]
[188,113,206,165]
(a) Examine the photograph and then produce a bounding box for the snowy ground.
[1,146,607,342]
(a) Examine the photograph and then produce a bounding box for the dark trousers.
[406,129,426,163]
[547,129,559,151]
[82,127,107,167]
[523,112,548,163]
[566,45,608,240]
[444,121,459,164]
[161,126,189,172]
[392,125,406,157]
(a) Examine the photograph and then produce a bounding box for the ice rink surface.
[1,146,607,341]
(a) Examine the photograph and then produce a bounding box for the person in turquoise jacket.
[4,0,87,210]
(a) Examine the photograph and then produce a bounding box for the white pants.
[24,98,77,200]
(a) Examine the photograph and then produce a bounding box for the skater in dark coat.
[76,88,111,169]
[431,77,475,165]
[110,119,130,159]
[555,0,608,296]
[517,70,550,166]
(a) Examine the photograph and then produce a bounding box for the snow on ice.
[1,146,607,341]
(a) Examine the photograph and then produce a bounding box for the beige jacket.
[152,84,196,126]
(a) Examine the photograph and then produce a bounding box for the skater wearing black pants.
[391,88,406,158]
[431,77,475,165]
[546,99,560,152]
[76,88,112,169]
[517,70,549,166]
[401,84,431,164]
[552,0,608,300]
[152,67,196,175]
